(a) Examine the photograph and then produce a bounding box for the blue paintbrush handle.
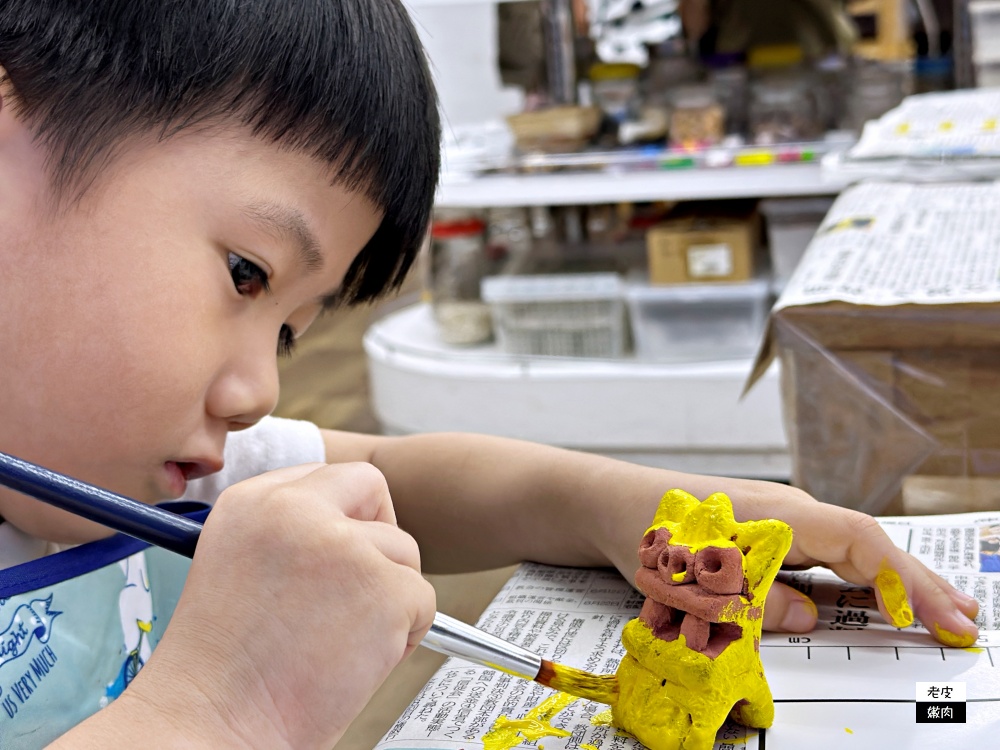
[0,450,203,558]
[0,450,559,681]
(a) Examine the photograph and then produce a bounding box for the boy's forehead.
[51,124,380,217]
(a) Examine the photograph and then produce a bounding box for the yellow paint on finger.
[874,564,913,628]
[934,623,977,648]
[482,692,575,750]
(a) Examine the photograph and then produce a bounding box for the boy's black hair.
[0,0,440,305]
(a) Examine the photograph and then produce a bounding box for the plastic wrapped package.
[768,303,1000,516]
[749,181,1000,516]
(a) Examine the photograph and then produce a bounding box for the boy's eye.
[228,252,270,296]
[228,252,297,357]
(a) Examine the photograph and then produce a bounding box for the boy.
[0,1,979,747]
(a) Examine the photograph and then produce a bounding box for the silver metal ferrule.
[422,612,542,681]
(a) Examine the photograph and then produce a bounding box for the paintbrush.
[0,450,619,705]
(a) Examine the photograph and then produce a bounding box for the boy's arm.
[322,429,981,646]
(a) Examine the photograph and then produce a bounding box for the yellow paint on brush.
[482,692,575,750]
[874,564,913,628]
[546,662,618,705]
[934,623,977,648]
[612,490,792,750]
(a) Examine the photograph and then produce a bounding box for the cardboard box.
[646,207,757,284]
[749,182,1000,515]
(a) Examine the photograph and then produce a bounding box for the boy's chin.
[2,501,118,546]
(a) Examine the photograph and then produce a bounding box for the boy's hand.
[117,462,435,750]
[731,488,980,647]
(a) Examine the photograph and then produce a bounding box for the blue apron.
[0,502,208,748]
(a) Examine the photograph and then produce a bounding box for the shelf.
[364,304,790,479]
[436,162,851,207]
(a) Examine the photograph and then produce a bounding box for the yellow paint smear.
[873,564,913,628]
[580,745,600,750]
[591,708,613,726]
[613,490,792,750]
[934,623,977,649]
[964,647,984,653]
[845,727,854,734]
[482,692,575,750]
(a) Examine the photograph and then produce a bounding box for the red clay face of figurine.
[635,528,752,658]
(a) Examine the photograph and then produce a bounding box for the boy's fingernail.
[953,589,979,607]
[780,597,817,631]
[934,616,979,648]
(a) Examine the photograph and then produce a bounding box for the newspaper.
[376,512,1000,749]
[824,88,1000,183]
[848,89,1000,160]
[773,181,1000,310]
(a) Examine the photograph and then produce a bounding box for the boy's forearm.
[367,432,783,575]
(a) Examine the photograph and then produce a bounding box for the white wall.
[405,2,524,129]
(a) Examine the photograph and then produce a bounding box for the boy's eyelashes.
[227,251,298,358]
[277,324,296,358]
[228,251,272,296]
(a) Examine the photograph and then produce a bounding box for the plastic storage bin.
[760,198,834,287]
[625,277,770,362]
[480,273,626,358]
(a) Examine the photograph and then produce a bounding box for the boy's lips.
[163,458,224,497]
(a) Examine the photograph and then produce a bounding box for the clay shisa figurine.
[482,488,793,750]
[611,488,793,750]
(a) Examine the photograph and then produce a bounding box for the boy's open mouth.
[162,459,223,496]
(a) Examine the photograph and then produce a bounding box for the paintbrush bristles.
[536,659,619,705]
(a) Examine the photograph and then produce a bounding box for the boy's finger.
[356,519,422,572]
[293,462,397,525]
[405,575,438,653]
[894,560,978,647]
[923,567,980,620]
[762,505,979,646]
[246,461,397,525]
[761,581,818,632]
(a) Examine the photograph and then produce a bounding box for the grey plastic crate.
[625,276,770,362]
[480,273,626,358]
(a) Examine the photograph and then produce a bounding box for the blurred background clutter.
[272,3,1000,746]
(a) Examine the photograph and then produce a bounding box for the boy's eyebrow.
[242,201,324,273]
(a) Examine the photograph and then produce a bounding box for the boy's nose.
[206,344,281,430]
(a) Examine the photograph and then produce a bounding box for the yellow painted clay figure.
[612,489,793,750]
